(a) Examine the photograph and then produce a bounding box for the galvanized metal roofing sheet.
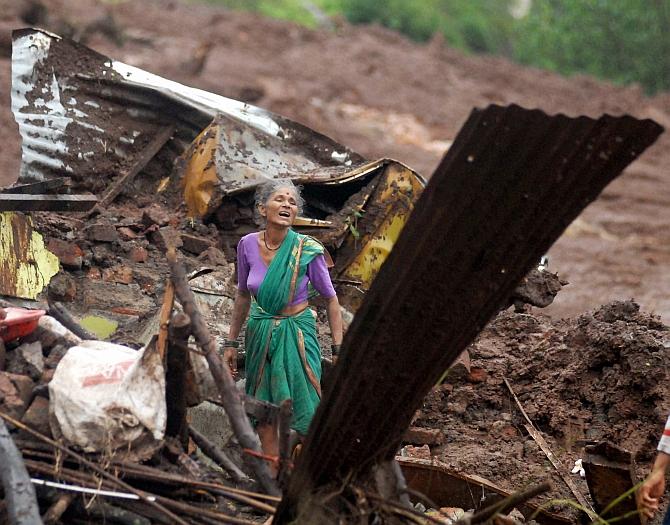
[10,28,366,191]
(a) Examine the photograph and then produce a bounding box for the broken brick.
[87,267,102,280]
[21,396,51,437]
[142,206,170,228]
[48,271,77,302]
[198,246,229,267]
[403,426,444,446]
[102,265,134,284]
[0,372,34,419]
[149,227,183,252]
[118,226,138,240]
[47,238,84,270]
[181,233,214,255]
[7,341,44,381]
[467,367,489,383]
[85,221,119,243]
[402,445,432,460]
[129,246,149,263]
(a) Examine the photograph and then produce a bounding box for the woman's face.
[261,187,299,227]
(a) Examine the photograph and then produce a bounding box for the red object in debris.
[0,308,46,343]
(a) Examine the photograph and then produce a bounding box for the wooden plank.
[0,194,97,212]
[99,125,175,208]
[3,178,70,194]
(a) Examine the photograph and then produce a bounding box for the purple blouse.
[237,233,336,306]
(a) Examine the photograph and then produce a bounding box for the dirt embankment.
[413,301,670,518]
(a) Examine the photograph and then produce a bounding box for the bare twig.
[0,410,189,525]
[188,425,252,486]
[167,247,279,496]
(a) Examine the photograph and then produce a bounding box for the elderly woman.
[223,180,343,467]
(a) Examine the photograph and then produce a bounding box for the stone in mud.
[7,341,44,381]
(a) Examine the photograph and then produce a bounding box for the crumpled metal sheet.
[0,212,59,299]
[11,28,365,190]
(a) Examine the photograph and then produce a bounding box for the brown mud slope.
[0,0,669,321]
[415,300,670,519]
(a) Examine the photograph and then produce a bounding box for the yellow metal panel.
[0,212,59,299]
[182,123,220,219]
[340,162,424,290]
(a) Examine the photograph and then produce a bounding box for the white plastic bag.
[49,340,166,454]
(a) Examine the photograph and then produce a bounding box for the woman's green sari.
[245,228,325,435]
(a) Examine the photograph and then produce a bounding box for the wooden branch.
[277,399,293,488]
[166,247,280,496]
[503,378,594,514]
[455,480,552,524]
[0,418,42,525]
[189,425,252,485]
[42,493,75,524]
[0,410,189,525]
[165,311,190,447]
[99,125,175,208]
[157,281,175,361]
[48,300,96,340]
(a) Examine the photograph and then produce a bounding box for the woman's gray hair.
[254,179,304,225]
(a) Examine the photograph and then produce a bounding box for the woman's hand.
[224,346,238,376]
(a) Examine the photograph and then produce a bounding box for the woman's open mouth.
[278,211,291,218]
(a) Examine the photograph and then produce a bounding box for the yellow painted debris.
[339,162,424,289]
[182,123,220,219]
[0,211,59,299]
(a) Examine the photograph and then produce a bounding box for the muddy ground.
[1,0,670,521]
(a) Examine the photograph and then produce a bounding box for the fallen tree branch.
[42,493,75,525]
[189,425,252,486]
[167,247,279,496]
[0,418,42,525]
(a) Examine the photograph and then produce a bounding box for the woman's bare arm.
[224,290,251,373]
[326,295,343,347]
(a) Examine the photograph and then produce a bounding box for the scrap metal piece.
[398,457,570,525]
[11,28,363,192]
[277,104,663,521]
[0,212,59,300]
[583,442,642,525]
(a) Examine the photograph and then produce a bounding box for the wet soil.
[413,301,670,520]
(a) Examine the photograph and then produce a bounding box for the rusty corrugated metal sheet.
[278,104,663,520]
[10,28,365,192]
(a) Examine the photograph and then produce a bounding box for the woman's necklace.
[263,232,281,251]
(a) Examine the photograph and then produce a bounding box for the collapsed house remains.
[0,27,666,525]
